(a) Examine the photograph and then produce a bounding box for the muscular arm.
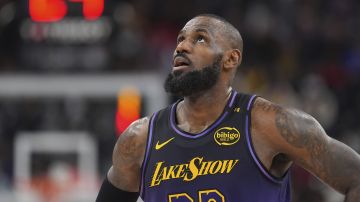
[252,98,360,201]
[108,117,149,192]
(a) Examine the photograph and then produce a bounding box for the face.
[164,17,225,97]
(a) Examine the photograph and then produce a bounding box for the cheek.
[192,49,217,68]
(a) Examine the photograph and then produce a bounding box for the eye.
[196,35,205,43]
[177,36,185,44]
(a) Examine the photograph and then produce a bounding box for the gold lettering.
[166,165,178,179]
[184,157,202,181]
[198,161,209,176]
[219,160,229,173]
[161,166,168,180]
[221,159,239,173]
[150,161,164,187]
[202,161,213,175]
[209,161,222,174]
[150,158,239,187]
[216,132,239,140]
[176,164,188,178]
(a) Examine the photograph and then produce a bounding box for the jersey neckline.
[169,90,238,139]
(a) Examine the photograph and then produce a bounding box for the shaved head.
[194,14,243,52]
[170,14,243,91]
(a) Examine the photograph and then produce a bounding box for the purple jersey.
[140,91,291,202]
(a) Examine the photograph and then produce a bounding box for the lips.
[173,56,191,71]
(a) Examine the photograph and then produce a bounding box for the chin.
[172,69,187,77]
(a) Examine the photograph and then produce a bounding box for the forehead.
[179,17,223,36]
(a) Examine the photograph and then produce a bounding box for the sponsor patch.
[214,127,240,146]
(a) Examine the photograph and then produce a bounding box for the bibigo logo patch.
[214,127,240,146]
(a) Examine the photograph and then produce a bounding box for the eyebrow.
[178,27,212,37]
[195,28,210,34]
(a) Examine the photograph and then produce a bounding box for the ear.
[223,49,242,70]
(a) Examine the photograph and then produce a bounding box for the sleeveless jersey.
[140,90,291,202]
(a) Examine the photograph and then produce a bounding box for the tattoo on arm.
[109,117,149,191]
[275,105,330,175]
[254,98,360,198]
[117,117,149,164]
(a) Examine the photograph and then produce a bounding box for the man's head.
[164,14,243,97]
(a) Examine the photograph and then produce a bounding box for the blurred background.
[0,0,359,201]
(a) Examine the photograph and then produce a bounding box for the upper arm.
[253,97,360,194]
[107,117,149,192]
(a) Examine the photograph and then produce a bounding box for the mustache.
[173,52,193,66]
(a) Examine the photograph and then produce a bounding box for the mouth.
[173,56,191,71]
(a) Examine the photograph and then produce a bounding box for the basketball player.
[96,14,360,201]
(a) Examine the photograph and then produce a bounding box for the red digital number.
[29,0,104,22]
[29,0,67,22]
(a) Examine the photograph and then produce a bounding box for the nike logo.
[155,137,175,150]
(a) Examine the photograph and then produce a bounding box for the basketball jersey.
[140,90,291,202]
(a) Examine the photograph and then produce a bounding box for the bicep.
[274,106,360,194]
[108,117,149,192]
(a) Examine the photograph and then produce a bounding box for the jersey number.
[168,189,225,202]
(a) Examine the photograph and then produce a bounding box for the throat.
[177,121,211,134]
[174,88,233,135]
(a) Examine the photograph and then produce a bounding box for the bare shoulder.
[252,97,328,150]
[113,117,150,165]
[108,117,150,191]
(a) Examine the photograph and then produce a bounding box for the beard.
[164,55,222,97]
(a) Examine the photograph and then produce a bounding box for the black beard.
[164,55,222,97]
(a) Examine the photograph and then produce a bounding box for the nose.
[175,39,192,54]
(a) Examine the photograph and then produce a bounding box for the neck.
[183,86,232,109]
[176,85,233,134]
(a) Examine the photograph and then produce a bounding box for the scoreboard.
[29,0,104,22]
[16,0,116,71]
